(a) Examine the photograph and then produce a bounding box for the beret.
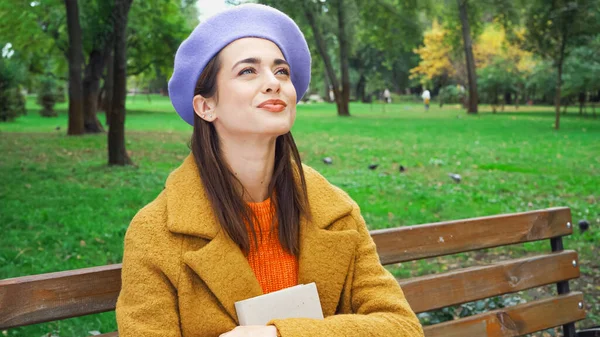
[168,4,311,126]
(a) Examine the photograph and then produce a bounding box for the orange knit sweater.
[246,198,298,294]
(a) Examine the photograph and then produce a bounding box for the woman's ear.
[193,95,217,122]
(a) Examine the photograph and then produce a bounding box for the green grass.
[1,96,599,336]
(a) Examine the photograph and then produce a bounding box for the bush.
[437,84,466,106]
[37,75,59,117]
[0,58,27,122]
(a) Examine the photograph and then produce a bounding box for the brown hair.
[190,54,309,256]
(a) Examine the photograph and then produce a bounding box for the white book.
[235,282,324,326]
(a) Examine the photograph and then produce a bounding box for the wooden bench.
[1,207,598,336]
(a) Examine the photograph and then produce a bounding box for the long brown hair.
[190,54,309,256]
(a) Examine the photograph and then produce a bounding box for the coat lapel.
[298,218,358,317]
[183,231,263,323]
[298,166,359,317]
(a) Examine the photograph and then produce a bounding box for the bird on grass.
[322,157,333,165]
[368,164,378,170]
[578,220,590,233]
[448,173,461,183]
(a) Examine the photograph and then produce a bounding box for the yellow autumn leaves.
[410,21,536,85]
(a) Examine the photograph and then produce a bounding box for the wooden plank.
[400,251,580,313]
[423,292,586,337]
[0,264,122,329]
[373,207,572,264]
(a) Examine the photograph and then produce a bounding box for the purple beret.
[168,4,312,126]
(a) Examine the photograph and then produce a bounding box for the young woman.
[116,4,423,337]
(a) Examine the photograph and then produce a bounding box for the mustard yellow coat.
[116,155,423,337]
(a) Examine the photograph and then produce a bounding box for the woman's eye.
[276,68,290,76]
[239,68,256,75]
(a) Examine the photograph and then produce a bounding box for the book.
[234,282,324,326]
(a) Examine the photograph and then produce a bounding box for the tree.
[80,0,115,133]
[410,21,455,87]
[301,0,352,116]
[108,0,134,166]
[356,0,426,98]
[64,0,85,135]
[457,0,478,113]
[561,36,600,116]
[520,0,600,129]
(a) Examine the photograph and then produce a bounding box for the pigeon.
[399,165,406,172]
[55,126,61,131]
[578,220,590,233]
[448,173,461,183]
[322,157,333,165]
[368,164,378,170]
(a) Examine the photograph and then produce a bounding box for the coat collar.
[165,154,354,238]
[168,154,358,322]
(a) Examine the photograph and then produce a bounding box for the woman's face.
[198,37,297,140]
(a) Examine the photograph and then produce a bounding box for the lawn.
[1,95,598,336]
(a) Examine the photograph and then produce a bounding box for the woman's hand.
[219,325,278,337]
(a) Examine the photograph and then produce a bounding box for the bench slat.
[373,207,572,264]
[0,264,122,329]
[400,250,580,313]
[423,292,586,337]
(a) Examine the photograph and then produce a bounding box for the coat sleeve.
[269,206,424,337]
[116,201,183,337]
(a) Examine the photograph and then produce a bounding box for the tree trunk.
[579,91,585,115]
[554,38,567,130]
[457,0,478,114]
[504,91,512,105]
[64,0,85,135]
[555,61,562,130]
[108,0,133,166]
[323,72,331,103]
[356,72,366,103]
[104,49,114,125]
[82,50,106,133]
[337,0,350,116]
[302,2,347,116]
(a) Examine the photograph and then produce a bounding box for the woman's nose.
[262,71,281,93]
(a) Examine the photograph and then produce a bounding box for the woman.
[116,4,423,337]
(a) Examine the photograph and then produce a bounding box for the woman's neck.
[220,135,277,203]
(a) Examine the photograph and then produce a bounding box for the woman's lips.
[258,99,287,112]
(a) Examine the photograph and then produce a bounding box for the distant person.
[383,88,391,103]
[115,4,423,337]
[422,88,431,111]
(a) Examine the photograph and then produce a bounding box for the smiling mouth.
[257,99,287,113]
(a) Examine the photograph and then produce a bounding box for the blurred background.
[1,0,598,336]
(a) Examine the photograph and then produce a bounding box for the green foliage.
[0,56,27,122]
[525,61,557,104]
[128,0,195,80]
[561,36,600,98]
[36,75,59,117]
[520,0,600,62]
[437,84,466,105]
[477,57,517,107]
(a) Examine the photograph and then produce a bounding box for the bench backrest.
[0,207,585,337]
